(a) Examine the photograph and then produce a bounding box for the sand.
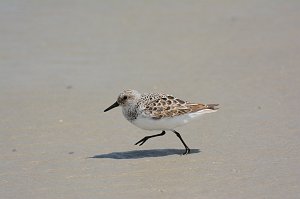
[1,1,300,198]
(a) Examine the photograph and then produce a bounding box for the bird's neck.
[122,104,139,121]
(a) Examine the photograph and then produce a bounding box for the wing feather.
[142,94,213,119]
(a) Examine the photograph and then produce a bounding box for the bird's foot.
[182,147,191,155]
[134,137,149,146]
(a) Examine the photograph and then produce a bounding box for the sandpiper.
[104,89,218,155]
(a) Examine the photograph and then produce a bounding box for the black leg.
[172,130,191,155]
[135,131,166,146]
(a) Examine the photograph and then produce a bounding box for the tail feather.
[205,104,219,110]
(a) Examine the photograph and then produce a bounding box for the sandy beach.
[1,1,300,198]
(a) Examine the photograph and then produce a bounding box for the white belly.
[131,109,216,131]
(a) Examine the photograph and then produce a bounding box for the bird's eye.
[123,96,127,100]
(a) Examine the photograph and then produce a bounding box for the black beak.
[104,101,119,112]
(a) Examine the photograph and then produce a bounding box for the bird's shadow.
[89,148,200,159]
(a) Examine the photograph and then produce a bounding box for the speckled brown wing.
[144,94,209,119]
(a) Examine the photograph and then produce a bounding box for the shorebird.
[104,89,218,155]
